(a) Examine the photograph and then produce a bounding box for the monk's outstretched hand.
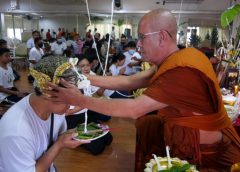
[43,78,82,106]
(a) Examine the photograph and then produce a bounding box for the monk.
[45,9,240,172]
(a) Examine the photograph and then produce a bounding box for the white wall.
[39,15,89,38]
[0,12,230,46]
[39,15,139,39]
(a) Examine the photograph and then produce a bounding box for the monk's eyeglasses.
[138,30,173,42]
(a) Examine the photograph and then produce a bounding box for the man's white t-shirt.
[122,51,137,75]
[29,47,44,68]
[109,64,120,76]
[26,38,34,49]
[111,30,115,40]
[0,65,15,102]
[51,42,67,55]
[66,40,75,48]
[0,95,67,172]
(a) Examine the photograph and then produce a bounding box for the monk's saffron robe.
[135,48,240,172]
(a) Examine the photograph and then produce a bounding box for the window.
[7,28,23,40]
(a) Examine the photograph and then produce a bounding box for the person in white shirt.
[0,48,26,104]
[122,41,141,75]
[111,26,116,41]
[26,30,40,52]
[51,36,67,55]
[0,55,90,172]
[28,37,45,83]
[29,38,44,68]
[65,55,113,155]
[109,53,126,76]
[66,56,112,121]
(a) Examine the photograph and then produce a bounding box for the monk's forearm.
[87,67,155,91]
[78,96,142,119]
[87,75,133,91]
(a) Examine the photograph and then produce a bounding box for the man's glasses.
[138,30,173,42]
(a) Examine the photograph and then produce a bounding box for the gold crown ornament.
[30,56,79,90]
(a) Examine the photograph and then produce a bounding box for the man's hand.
[119,67,126,75]
[56,131,90,149]
[43,79,83,106]
[131,56,138,61]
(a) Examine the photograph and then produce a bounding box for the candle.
[152,154,162,171]
[166,146,172,168]
[84,110,88,133]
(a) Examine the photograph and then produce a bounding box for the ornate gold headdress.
[30,55,78,90]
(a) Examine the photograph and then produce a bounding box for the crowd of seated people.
[0,27,143,155]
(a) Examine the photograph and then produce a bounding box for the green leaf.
[221,4,240,28]
[169,166,180,172]
[179,164,191,171]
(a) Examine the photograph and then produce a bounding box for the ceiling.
[0,0,236,22]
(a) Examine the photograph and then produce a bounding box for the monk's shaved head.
[139,9,177,40]
[137,9,179,65]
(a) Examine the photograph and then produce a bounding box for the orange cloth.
[70,32,77,38]
[136,48,240,172]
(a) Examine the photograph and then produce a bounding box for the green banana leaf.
[221,4,240,28]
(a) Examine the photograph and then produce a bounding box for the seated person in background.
[26,30,40,52]
[0,55,90,172]
[28,37,44,83]
[29,38,44,68]
[107,53,135,98]
[63,49,73,58]
[66,55,111,125]
[0,39,20,81]
[85,48,102,75]
[51,36,67,55]
[0,48,26,104]
[109,53,126,76]
[122,41,142,75]
[66,35,75,55]
[65,55,113,155]
[73,34,84,56]
[101,33,116,58]
[0,39,7,48]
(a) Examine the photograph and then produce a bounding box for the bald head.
[137,9,179,65]
[139,9,177,40]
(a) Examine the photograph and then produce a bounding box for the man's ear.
[159,32,164,45]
